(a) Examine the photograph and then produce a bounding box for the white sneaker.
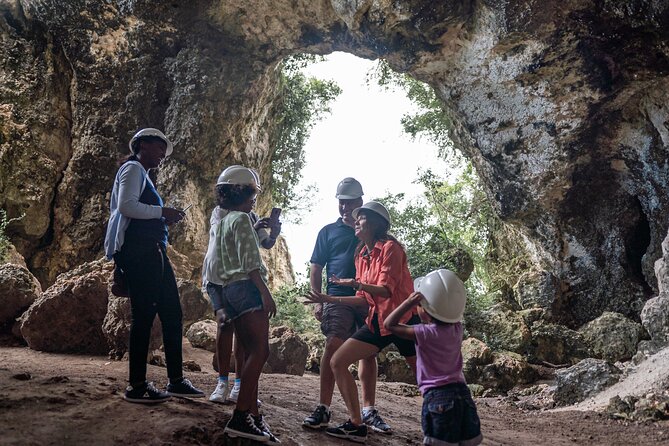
[227,384,240,403]
[209,381,229,403]
[226,385,262,407]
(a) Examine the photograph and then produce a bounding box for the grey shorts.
[321,302,368,340]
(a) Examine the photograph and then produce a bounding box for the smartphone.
[269,207,282,226]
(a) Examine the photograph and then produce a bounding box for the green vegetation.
[271,280,320,334]
[369,61,499,309]
[271,55,342,220]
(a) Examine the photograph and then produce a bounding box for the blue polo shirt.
[310,218,358,296]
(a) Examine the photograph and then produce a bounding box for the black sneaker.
[254,414,281,444]
[362,409,392,434]
[123,381,171,404]
[325,420,367,443]
[225,410,270,442]
[166,378,205,398]
[303,404,331,429]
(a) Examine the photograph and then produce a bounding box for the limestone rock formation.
[185,319,217,352]
[1,1,669,370]
[578,312,643,363]
[0,263,41,329]
[378,348,415,384]
[264,326,309,376]
[19,259,111,354]
[554,358,622,406]
[176,280,212,333]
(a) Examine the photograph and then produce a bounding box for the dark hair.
[131,135,166,154]
[354,209,402,256]
[216,184,257,209]
[118,154,139,167]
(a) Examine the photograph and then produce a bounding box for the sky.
[281,52,443,278]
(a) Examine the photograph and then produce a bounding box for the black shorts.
[350,314,420,357]
[422,383,482,446]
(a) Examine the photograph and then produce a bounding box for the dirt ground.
[2,343,668,446]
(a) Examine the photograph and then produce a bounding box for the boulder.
[461,337,494,383]
[554,358,621,406]
[640,292,669,346]
[102,295,163,359]
[0,263,41,329]
[528,322,590,365]
[101,279,209,358]
[468,303,532,353]
[477,351,539,392]
[654,229,669,294]
[513,270,560,309]
[186,320,217,352]
[578,312,643,362]
[19,259,111,354]
[176,280,212,334]
[303,332,326,373]
[263,326,309,376]
[378,349,415,384]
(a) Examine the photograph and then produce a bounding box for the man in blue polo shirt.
[303,178,392,434]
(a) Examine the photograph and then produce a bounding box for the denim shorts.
[422,383,482,446]
[205,282,225,313]
[218,279,264,321]
[321,302,368,340]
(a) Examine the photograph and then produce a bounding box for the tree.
[270,55,341,220]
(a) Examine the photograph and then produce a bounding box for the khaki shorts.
[321,302,368,340]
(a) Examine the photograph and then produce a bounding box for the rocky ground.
[2,342,668,446]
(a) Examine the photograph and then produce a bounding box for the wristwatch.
[355,281,363,291]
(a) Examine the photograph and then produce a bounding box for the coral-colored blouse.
[355,239,414,336]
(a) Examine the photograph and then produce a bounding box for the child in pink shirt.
[385,269,482,446]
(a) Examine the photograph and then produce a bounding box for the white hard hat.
[335,177,364,199]
[216,165,262,191]
[352,201,391,226]
[414,269,466,323]
[129,128,173,156]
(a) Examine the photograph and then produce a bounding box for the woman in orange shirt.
[305,201,418,443]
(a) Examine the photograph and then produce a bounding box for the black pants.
[115,241,183,384]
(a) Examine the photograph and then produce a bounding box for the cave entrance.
[280,52,491,298]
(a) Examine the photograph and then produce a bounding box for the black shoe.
[325,420,367,443]
[254,414,281,444]
[303,404,331,429]
[225,410,270,442]
[166,378,205,398]
[123,381,171,404]
[363,409,392,434]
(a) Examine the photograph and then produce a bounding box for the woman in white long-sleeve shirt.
[104,128,203,404]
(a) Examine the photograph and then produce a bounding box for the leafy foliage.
[369,60,499,309]
[270,279,320,334]
[271,55,342,220]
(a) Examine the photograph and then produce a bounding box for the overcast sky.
[281,52,442,278]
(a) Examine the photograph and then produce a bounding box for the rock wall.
[2,0,669,328]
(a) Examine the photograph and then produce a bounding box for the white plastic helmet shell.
[335,177,364,199]
[352,201,391,226]
[414,269,466,323]
[128,128,173,156]
[216,165,261,191]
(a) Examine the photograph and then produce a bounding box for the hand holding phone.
[269,207,282,226]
